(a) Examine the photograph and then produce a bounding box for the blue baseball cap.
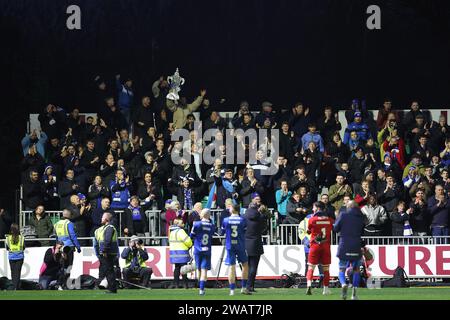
[77,193,86,200]
[251,192,261,199]
[354,111,362,118]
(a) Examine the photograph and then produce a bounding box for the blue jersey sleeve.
[68,223,81,250]
[221,218,227,236]
[93,236,99,257]
[190,222,198,240]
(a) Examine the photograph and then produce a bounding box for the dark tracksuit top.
[333,208,365,262]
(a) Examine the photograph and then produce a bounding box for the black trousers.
[247,255,261,290]
[9,259,23,290]
[173,263,188,287]
[122,267,152,288]
[99,255,118,292]
[60,249,75,288]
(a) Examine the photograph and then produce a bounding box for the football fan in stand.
[305,201,334,296]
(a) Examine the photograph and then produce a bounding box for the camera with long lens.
[131,238,144,249]
[180,262,196,275]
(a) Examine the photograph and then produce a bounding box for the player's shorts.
[339,259,362,270]
[308,244,331,265]
[194,252,212,270]
[225,247,248,266]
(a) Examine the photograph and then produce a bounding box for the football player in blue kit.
[190,209,215,295]
[221,204,251,295]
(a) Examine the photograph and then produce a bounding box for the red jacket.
[164,209,177,236]
[383,138,406,169]
[164,209,188,236]
[354,194,367,208]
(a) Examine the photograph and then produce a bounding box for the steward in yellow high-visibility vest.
[299,213,315,278]
[169,220,193,264]
[5,224,25,290]
[169,218,193,289]
[93,212,119,293]
[5,234,25,261]
[54,209,81,252]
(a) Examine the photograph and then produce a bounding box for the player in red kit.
[305,201,334,296]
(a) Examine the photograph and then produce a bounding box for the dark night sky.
[1,0,450,211]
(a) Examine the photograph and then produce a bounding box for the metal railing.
[19,208,278,241]
[357,236,450,245]
[0,235,271,248]
[18,184,279,242]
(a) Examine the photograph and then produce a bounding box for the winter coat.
[409,201,429,233]
[286,199,307,224]
[28,213,54,245]
[21,132,48,158]
[166,96,203,129]
[87,184,110,210]
[328,184,352,211]
[378,184,402,212]
[58,178,81,210]
[390,211,410,236]
[245,205,266,256]
[427,196,450,228]
[239,178,265,208]
[23,178,45,209]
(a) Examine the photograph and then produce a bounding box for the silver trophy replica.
[166,68,185,102]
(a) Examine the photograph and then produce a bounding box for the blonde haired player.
[189,209,215,295]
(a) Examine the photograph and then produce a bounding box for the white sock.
[307,280,312,287]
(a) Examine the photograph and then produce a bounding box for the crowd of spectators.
[20,73,450,241]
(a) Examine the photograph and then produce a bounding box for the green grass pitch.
[1,287,450,300]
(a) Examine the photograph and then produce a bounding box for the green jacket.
[328,183,353,211]
[28,213,54,245]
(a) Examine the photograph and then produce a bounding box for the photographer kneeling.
[120,235,152,288]
[39,241,71,290]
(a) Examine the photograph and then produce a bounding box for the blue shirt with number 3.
[222,215,247,250]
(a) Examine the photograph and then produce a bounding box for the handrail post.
[19,185,24,229]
